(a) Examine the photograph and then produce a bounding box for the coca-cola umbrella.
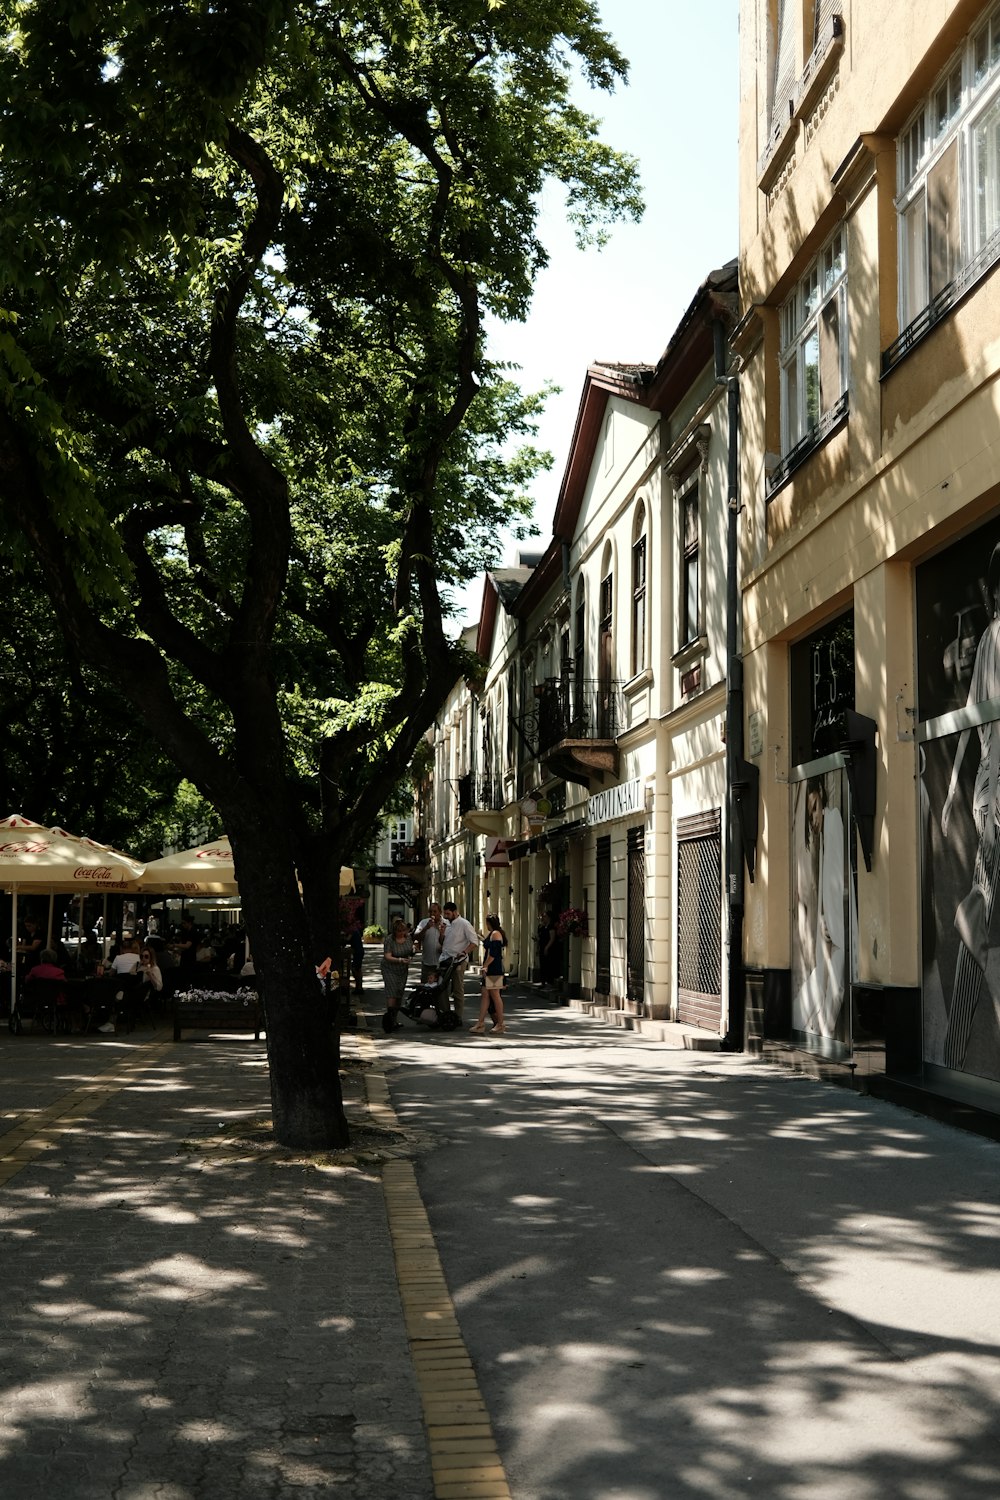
[0,814,147,1011]
[136,836,356,896]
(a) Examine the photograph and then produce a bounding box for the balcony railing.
[476,776,506,811]
[536,677,623,754]
[457,775,506,817]
[391,837,427,867]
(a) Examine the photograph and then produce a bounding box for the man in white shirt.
[413,903,445,981]
[110,940,142,976]
[440,902,478,1022]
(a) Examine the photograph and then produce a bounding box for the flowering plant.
[175,987,259,1007]
[555,907,589,938]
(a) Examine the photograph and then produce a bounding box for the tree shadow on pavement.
[0,1038,433,1500]
[381,999,1000,1500]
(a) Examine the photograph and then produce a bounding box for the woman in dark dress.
[380,917,413,1032]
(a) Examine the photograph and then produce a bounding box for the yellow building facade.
[739,0,1000,1100]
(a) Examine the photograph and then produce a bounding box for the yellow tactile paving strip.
[355,1022,513,1500]
[0,1034,173,1185]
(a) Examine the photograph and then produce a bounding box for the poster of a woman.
[791,770,850,1046]
[917,524,1000,1082]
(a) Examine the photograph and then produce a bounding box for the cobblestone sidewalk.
[0,1030,434,1500]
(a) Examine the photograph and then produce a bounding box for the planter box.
[173,988,264,1041]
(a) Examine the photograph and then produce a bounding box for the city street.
[0,973,998,1499]
[379,981,1000,1500]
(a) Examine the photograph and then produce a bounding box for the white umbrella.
[136,836,239,896]
[136,836,355,896]
[0,814,147,1010]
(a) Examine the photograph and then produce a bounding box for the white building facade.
[424,268,738,1036]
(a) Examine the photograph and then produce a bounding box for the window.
[599,570,613,684]
[574,584,585,699]
[631,505,647,675]
[769,0,797,145]
[780,228,847,454]
[680,479,700,647]
[896,8,1000,336]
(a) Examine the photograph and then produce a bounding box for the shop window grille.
[626,826,645,1003]
[676,814,722,1030]
[595,834,611,995]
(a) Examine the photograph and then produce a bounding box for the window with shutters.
[892,6,1000,362]
[760,2,844,191]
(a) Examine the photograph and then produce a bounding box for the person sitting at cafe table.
[110,939,142,976]
[138,945,163,994]
[95,940,141,1033]
[24,948,69,1024]
[25,948,67,988]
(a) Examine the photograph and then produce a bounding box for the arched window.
[631,502,647,676]
[573,579,586,720]
[599,546,614,735]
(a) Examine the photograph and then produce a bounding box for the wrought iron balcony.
[515,677,623,788]
[457,773,474,817]
[536,677,623,753]
[391,837,427,868]
[476,776,506,812]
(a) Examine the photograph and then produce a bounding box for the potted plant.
[555,907,589,938]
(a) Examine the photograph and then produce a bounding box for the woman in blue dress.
[470,915,507,1035]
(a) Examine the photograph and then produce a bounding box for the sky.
[452,0,740,626]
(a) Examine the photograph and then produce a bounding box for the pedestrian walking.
[440,901,478,1023]
[380,916,414,1033]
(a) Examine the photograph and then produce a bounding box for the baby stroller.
[398,955,462,1032]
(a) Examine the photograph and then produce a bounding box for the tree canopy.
[0,0,642,1145]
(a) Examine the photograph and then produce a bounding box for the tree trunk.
[227,816,349,1151]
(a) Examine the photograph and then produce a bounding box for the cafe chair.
[9,976,65,1035]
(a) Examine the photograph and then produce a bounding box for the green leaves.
[0,0,641,860]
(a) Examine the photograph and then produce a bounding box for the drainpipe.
[714,317,746,1052]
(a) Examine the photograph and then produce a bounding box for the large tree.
[0,0,641,1146]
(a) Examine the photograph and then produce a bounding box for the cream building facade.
[425,269,739,1036]
[739,0,1000,1105]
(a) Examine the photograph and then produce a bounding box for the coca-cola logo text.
[0,841,50,856]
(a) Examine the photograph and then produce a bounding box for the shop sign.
[587,777,645,827]
[483,837,510,869]
[790,612,855,764]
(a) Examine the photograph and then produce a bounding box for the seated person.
[25,948,68,1023]
[110,939,142,976]
[138,945,163,994]
[25,948,67,990]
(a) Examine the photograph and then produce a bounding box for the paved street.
[378,981,1000,1500]
[0,1021,433,1500]
[1,971,999,1500]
